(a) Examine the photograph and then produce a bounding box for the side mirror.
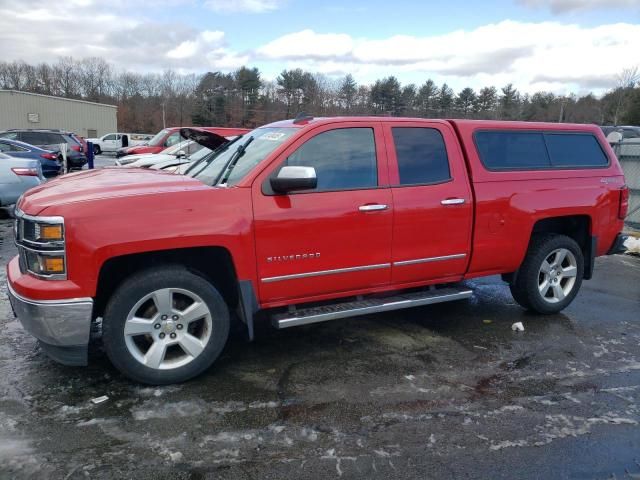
[176,150,186,158]
[270,166,317,193]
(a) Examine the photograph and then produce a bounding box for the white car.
[116,140,203,167]
[116,140,202,167]
[86,133,152,155]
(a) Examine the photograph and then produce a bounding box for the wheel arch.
[503,214,595,283]
[94,246,240,320]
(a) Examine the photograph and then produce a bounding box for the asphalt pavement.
[1,207,640,478]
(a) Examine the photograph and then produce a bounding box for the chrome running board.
[271,286,472,329]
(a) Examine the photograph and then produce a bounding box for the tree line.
[1,57,639,134]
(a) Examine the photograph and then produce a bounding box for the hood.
[151,157,192,170]
[180,128,229,150]
[118,153,157,164]
[130,154,175,168]
[18,168,208,215]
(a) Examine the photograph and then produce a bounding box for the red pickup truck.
[8,117,628,384]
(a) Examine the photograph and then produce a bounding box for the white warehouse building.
[0,90,117,138]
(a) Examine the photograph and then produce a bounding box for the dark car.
[0,129,87,170]
[0,138,61,178]
[600,125,640,140]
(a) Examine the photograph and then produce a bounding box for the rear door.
[383,121,473,284]
[252,122,393,305]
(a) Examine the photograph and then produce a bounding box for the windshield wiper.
[185,136,241,176]
[216,136,254,186]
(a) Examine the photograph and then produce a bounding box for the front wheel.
[510,234,584,314]
[102,266,230,384]
[93,145,101,155]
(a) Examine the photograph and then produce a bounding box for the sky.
[0,0,639,95]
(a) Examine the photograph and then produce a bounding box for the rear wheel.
[509,234,584,314]
[102,266,230,384]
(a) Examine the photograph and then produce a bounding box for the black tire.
[102,266,230,384]
[93,145,101,155]
[509,234,584,314]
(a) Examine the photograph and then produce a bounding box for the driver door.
[252,122,393,306]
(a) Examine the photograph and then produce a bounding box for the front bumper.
[7,282,93,366]
[607,233,628,255]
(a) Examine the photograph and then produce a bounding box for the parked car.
[153,133,244,174]
[8,117,628,384]
[0,138,61,178]
[600,125,640,140]
[0,129,86,170]
[115,140,203,167]
[0,153,44,207]
[87,133,151,155]
[127,129,233,169]
[150,130,243,173]
[115,127,249,158]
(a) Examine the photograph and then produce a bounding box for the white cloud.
[1,0,639,95]
[204,0,286,13]
[254,22,640,93]
[519,0,640,12]
[256,29,353,60]
[0,1,242,72]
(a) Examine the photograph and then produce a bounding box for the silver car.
[0,152,44,207]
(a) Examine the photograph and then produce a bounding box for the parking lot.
[0,209,639,478]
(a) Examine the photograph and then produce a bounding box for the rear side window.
[475,131,608,170]
[544,134,608,167]
[475,132,550,169]
[392,127,450,185]
[285,128,377,191]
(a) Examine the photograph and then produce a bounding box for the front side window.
[284,128,377,191]
[392,127,450,185]
[104,134,116,141]
[0,132,18,140]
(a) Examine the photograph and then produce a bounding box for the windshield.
[188,145,212,162]
[148,129,169,147]
[186,128,295,186]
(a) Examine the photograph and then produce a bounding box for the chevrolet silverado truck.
[7,117,629,384]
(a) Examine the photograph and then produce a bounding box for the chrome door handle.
[359,204,388,212]
[440,198,465,205]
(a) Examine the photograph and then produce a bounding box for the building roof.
[0,89,117,109]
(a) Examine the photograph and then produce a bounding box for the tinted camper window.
[475,131,550,169]
[544,134,608,167]
[475,131,608,170]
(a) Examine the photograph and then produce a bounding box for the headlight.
[15,208,66,280]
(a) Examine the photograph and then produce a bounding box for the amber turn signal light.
[39,224,63,241]
[43,257,65,273]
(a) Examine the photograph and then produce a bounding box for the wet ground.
[1,216,640,479]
